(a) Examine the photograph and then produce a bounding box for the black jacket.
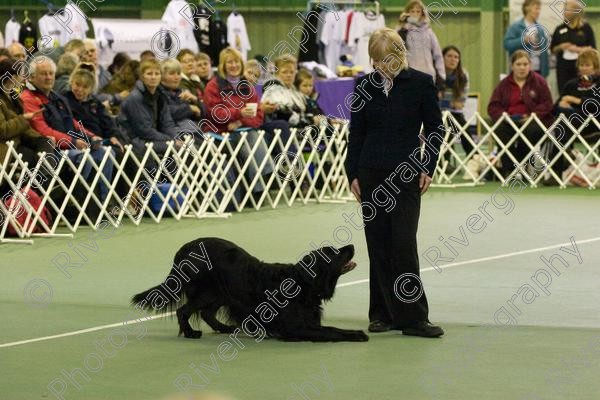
[345,68,444,182]
[63,91,128,144]
[159,84,197,122]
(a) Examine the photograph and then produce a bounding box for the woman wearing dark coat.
[64,67,136,198]
[119,60,183,157]
[158,58,203,136]
[345,28,445,338]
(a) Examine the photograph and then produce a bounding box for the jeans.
[67,147,115,201]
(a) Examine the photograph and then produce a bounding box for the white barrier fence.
[0,125,352,245]
[1,114,598,245]
[436,112,600,188]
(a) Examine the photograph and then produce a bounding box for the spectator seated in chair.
[119,59,186,158]
[551,48,600,175]
[63,67,135,199]
[487,50,554,178]
[158,58,203,136]
[0,59,55,180]
[203,47,273,198]
[178,49,205,104]
[20,56,114,202]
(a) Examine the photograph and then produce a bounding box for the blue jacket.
[504,18,550,77]
[345,68,444,182]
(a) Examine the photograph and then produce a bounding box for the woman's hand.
[451,100,465,110]
[312,115,326,126]
[562,95,581,105]
[419,173,432,195]
[119,89,130,99]
[22,109,42,121]
[227,120,243,131]
[260,101,277,114]
[240,106,255,118]
[560,42,574,51]
[109,136,124,152]
[559,99,573,109]
[189,104,201,117]
[179,91,197,103]
[74,139,88,150]
[350,178,361,202]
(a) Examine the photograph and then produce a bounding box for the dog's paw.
[218,325,236,334]
[183,330,203,339]
[349,330,369,342]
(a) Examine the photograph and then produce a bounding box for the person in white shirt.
[161,0,199,53]
[227,12,251,61]
[5,18,20,45]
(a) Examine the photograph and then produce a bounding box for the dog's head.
[295,244,356,300]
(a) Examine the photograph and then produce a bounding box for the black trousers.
[495,121,545,177]
[359,168,429,327]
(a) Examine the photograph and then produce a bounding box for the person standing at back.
[504,0,550,78]
[551,0,596,95]
[397,0,445,86]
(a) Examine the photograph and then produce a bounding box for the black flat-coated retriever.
[132,237,368,342]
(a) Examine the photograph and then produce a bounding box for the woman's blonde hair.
[195,52,211,62]
[217,47,244,78]
[161,58,182,75]
[400,0,430,25]
[565,0,585,28]
[69,68,96,89]
[368,28,409,72]
[577,48,600,71]
[245,59,261,73]
[274,54,297,72]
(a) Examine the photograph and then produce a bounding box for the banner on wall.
[91,18,175,66]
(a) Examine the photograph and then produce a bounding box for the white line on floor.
[2,237,598,348]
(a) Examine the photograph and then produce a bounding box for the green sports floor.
[2,184,600,400]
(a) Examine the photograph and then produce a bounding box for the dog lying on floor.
[132,237,368,342]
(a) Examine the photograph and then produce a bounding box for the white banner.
[91,18,169,66]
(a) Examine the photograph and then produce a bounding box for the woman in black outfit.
[345,28,445,338]
[551,0,596,95]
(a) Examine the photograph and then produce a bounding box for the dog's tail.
[131,279,183,313]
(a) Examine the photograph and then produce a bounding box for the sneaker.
[402,321,444,338]
[368,320,392,333]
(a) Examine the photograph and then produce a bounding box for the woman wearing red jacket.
[203,47,272,198]
[488,50,553,178]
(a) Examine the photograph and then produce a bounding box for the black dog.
[132,238,368,342]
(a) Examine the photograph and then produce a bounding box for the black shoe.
[402,321,444,338]
[368,320,391,333]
